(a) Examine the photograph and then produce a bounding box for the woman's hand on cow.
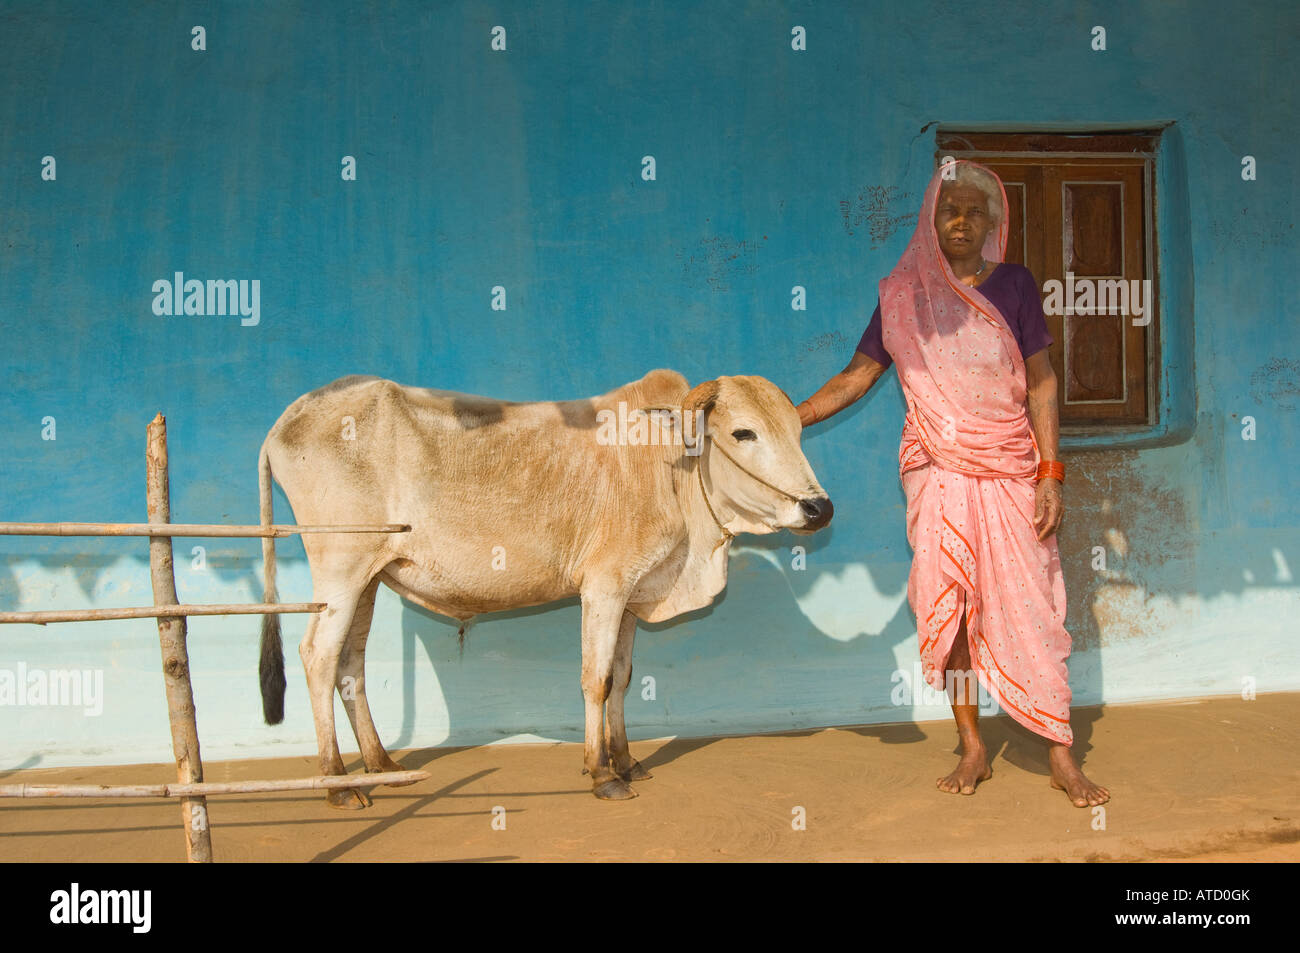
[797,353,886,428]
[1033,477,1063,540]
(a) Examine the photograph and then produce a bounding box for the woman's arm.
[797,351,887,427]
[1024,349,1063,540]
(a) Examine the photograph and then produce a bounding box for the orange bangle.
[1036,460,1065,483]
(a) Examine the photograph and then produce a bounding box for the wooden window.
[934,131,1161,429]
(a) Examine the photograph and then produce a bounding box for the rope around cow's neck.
[639,406,805,553]
[696,460,735,552]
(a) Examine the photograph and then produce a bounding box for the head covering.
[881,159,1040,479]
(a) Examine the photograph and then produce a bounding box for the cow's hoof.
[618,759,653,782]
[326,786,372,810]
[593,778,638,800]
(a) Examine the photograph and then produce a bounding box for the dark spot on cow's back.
[276,376,382,449]
[558,398,598,429]
[276,408,313,450]
[450,395,506,429]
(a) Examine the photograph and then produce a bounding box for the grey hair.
[939,163,1004,224]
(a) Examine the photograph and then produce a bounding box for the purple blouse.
[856,262,1053,369]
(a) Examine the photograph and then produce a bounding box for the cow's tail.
[258,442,286,725]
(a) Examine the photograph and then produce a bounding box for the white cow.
[257,369,832,807]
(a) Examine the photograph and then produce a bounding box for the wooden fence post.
[146,414,213,863]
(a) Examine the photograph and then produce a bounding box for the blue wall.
[1,0,1296,769]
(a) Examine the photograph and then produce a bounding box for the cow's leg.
[300,574,372,810]
[607,609,651,782]
[581,587,636,800]
[336,575,414,786]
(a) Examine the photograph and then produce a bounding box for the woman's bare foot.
[937,741,992,795]
[1048,743,1110,807]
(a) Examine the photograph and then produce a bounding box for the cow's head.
[683,375,833,536]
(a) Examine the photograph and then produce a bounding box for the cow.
[256,369,833,807]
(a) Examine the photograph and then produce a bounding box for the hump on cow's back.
[607,368,689,410]
[312,374,385,397]
[534,368,690,432]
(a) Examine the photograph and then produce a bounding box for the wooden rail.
[0,603,325,625]
[0,522,409,537]
[0,413,421,861]
[0,770,429,799]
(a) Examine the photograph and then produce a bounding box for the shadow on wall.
[1057,409,1294,653]
[1057,447,1190,653]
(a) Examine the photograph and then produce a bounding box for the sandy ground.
[1,692,1297,862]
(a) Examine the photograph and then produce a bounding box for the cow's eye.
[731,429,757,441]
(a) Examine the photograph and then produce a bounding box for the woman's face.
[934,184,994,262]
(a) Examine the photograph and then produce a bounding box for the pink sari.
[883,160,1073,745]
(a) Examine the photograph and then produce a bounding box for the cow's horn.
[682,378,721,415]
[682,378,720,441]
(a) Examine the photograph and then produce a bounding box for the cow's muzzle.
[797,495,833,531]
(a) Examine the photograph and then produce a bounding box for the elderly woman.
[797,159,1108,807]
